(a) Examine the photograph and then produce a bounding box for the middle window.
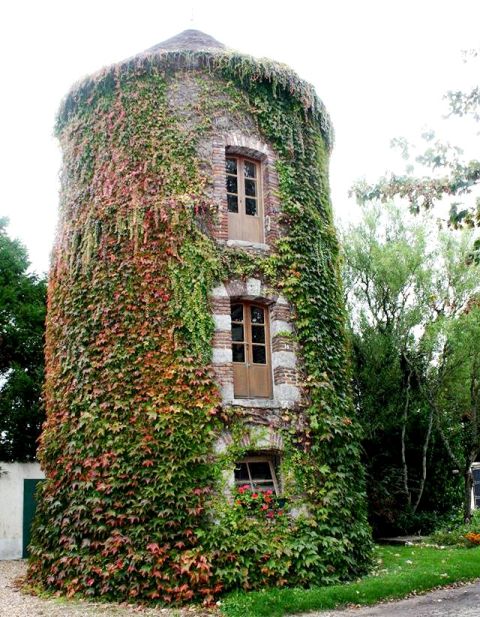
[225,155,264,243]
[231,301,273,399]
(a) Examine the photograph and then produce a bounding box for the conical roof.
[147,29,226,53]
[57,29,333,149]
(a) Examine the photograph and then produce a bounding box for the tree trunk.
[413,406,434,513]
[464,467,473,523]
[401,371,412,505]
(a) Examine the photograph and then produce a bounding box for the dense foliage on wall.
[342,203,480,534]
[0,218,46,461]
[28,48,371,604]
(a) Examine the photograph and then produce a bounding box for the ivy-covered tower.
[29,30,372,603]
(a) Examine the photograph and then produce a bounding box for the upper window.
[226,156,264,243]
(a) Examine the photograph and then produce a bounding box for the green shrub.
[201,486,349,592]
[429,509,480,546]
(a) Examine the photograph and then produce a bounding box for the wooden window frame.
[234,455,280,495]
[231,301,273,399]
[225,154,264,243]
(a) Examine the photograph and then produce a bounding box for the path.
[0,561,215,617]
[294,581,480,617]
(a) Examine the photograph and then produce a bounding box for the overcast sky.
[1,0,479,275]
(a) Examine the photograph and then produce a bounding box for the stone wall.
[0,462,44,559]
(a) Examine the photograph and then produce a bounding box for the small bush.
[429,509,480,546]
[201,486,357,592]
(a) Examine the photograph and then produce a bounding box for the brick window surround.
[214,428,284,495]
[211,133,280,249]
[210,279,301,409]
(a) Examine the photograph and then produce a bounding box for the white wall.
[0,462,44,560]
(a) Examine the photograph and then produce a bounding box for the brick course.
[274,366,298,386]
[212,331,231,348]
[272,335,295,353]
[211,297,230,314]
[271,304,292,322]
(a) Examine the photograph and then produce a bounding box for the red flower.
[266,511,274,518]
[252,493,258,499]
[261,504,268,511]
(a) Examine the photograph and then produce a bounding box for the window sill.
[230,398,280,409]
[222,239,269,252]
[220,385,301,409]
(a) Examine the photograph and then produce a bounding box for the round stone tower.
[29,30,371,603]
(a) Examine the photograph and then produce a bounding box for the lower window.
[234,455,279,495]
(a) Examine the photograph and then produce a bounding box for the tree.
[436,306,480,522]
[342,204,480,530]
[346,51,480,524]
[0,218,46,460]
[419,234,480,522]
[351,51,480,232]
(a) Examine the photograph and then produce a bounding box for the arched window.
[225,155,264,243]
[231,301,272,399]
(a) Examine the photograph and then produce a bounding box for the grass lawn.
[220,544,480,617]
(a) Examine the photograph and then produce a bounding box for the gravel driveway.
[0,561,216,617]
[294,581,480,617]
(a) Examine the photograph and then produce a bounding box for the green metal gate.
[22,479,43,558]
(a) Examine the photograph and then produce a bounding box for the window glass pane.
[244,161,256,178]
[232,323,244,342]
[253,481,276,492]
[234,462,250,482]
[226,158,237,174]
[251,325,265,344]
[231,304,243,322]
[249,461,273,480]
[227,194,238,213]
[252,345,266,364]
[250,306,264,324]
[245,178,256,197]
[245,198,257,216]
[226,175,238,194]
[232,344,245,363]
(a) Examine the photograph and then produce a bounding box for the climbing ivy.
[28,48,371,606]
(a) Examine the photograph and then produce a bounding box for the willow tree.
[343,204,480,531]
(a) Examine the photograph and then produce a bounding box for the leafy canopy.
[342,203,480,531]
[0,217,46,461]
[351,51,480,232]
